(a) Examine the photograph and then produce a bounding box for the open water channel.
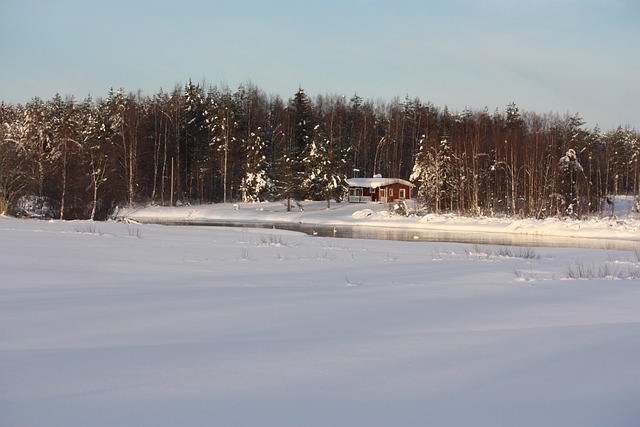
[147,219,640,251]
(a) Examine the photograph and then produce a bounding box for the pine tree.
[410,136,455,213]
[0,103,30,215]
[240,127,273,202]
[303,125,348,208]
[273,153,306,211]
[291,87,313,155]
[22,97,51,199]
[558,148,585,217]
[81,96,112,220]
[182,80,210,202]
[273,88,314,211]
[47,94,83,219]
[215,89,236,203]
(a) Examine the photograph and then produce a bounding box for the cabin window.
[389,188,394,197]
[399,188,406,199]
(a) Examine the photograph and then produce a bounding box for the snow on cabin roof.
[347,177,415,188]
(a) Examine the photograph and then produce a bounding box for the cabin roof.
[347,177,415,189]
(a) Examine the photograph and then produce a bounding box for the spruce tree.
[410,136,455,213]
[240,127,273,202]
[303,125,348,208]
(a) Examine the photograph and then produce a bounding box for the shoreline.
[115,200,640,250]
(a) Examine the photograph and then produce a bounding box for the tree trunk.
[59,146,67,220]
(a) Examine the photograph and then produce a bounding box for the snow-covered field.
[2,203,640,426]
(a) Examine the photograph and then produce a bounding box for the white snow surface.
[2,201,640,426]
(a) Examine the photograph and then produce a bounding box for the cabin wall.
[382,183,412,203]
[348,183,413,203]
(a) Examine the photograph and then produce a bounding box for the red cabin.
[347,177,414,203]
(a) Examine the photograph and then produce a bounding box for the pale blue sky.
[1,0,638,130]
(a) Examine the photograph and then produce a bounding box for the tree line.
[0,81,638,220]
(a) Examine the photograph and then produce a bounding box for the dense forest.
[1,81,638,220]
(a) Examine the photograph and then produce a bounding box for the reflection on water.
[153,219,639,251]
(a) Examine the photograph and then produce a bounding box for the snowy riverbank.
[117,198,640,245]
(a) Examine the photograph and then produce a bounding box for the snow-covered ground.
[2,203,640,426]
